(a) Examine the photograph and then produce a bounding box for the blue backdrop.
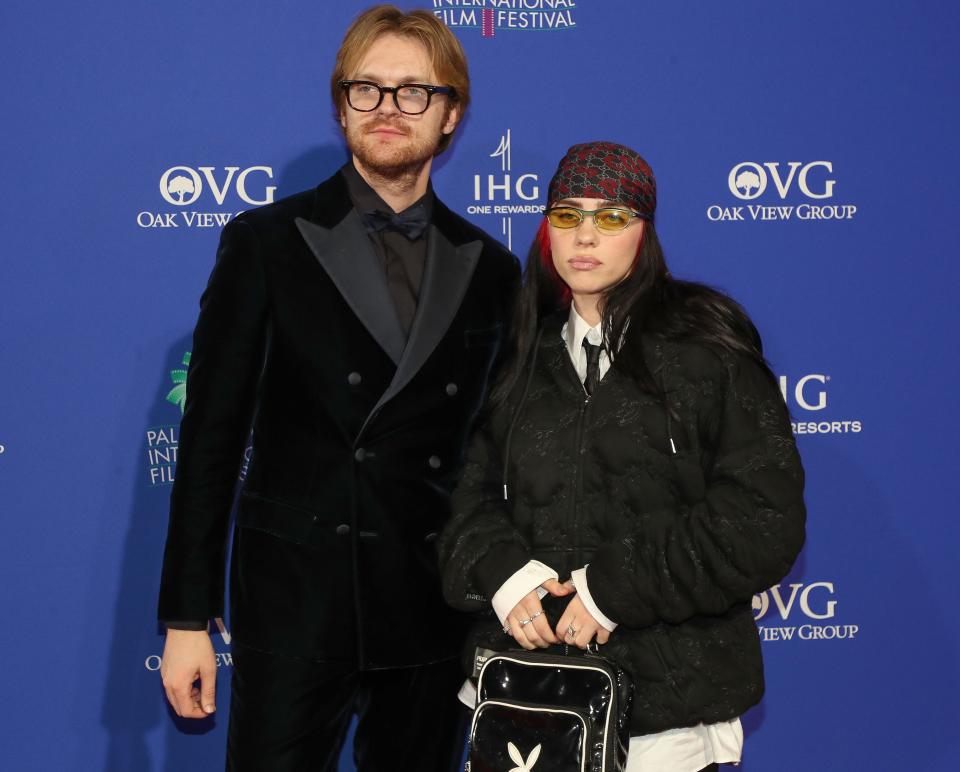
[2,1,959,769]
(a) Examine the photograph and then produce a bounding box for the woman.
[438,141,805,771]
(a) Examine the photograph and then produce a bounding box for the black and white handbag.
[467,647,633,772]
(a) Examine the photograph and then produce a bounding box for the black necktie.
[582,338,602,396]
[361,204,430,240]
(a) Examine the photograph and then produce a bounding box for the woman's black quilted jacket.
[438,314,806,735]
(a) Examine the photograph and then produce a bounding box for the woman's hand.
[556,593,611,649]
[505,579,572,650]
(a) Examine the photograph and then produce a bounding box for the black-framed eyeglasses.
[545,206,648,233]
[339,80,455,115]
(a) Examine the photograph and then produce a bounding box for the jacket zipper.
[555,342,595,569]
[572,394,590,565]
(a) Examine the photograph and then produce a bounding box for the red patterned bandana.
[547,141,656,220]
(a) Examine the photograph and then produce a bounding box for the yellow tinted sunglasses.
[545,206,646,233]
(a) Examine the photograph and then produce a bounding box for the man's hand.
[505,579,572,650]
[161,629,217,718]
[556,593,611,649]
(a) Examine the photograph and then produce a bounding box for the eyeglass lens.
[347,83,431,115]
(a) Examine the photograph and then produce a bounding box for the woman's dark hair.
[492,217,774,403]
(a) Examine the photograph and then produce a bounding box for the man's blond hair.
[331,4,470,154]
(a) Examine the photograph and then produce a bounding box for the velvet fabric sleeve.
[157,219,269,622]
[586,351,806,629]
[438,416,532,612]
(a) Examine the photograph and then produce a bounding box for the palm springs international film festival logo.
[707,161,857,223]
[466,129,542,250]
[136,165,275,229]
[145,351,254,486]
[753,581,860,643]
[432,0,577,35]
[145,352,189,486]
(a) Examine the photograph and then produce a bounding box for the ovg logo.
[729,161,835,201]
[707,160,857,222]
[778,372,863,436]
[466,129,542,250]
[753,581,860,642]
[145,351,190,486]
[138,164,275,229]
[159,166,275,207]
[433,0,577,36]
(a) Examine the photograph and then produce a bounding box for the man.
[157,6,518,769]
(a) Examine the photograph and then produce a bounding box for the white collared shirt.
[468,304,743,771]
[563,305,611,384]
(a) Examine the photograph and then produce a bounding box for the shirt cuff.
[491,560,559,626]
[571,566,618,631]
[164,620,209,632]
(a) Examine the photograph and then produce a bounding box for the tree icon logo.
[166,352,191,414]
[165,175,196,204]
[727,162,771,200]
[735,169,762,198]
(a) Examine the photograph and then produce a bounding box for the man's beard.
[346,117,439,179]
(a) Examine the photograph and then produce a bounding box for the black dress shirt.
[340,160,432,337]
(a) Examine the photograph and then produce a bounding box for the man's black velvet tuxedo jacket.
[158,170,519,669]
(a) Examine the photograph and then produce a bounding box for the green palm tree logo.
[166,352,191,414]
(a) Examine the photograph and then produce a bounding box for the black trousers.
[226,643,470,771]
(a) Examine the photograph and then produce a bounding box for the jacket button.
[347,371,362,386]
[336,524,350,536]
[424,531,438,543]
[445,382,458,396]
[428,455,441,469]
[354,448,366,462]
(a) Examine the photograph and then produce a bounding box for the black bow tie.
[361,204,429,240]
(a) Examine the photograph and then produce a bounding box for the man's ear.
[441,103,460,136]
[339,106,347,130]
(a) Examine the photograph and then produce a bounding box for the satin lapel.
[296,211,406,365]
[362,225,482,430]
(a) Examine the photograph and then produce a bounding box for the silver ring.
[519,618,532,627]
[566,625,578,637]
[530,610,544,620]
[503,625,512,634]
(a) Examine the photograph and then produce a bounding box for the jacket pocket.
[649,625,688,707]
[237,491,345,551]
[231,492,357,660]
[669,450,707,504]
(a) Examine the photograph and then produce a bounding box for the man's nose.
[375,89,401,116]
